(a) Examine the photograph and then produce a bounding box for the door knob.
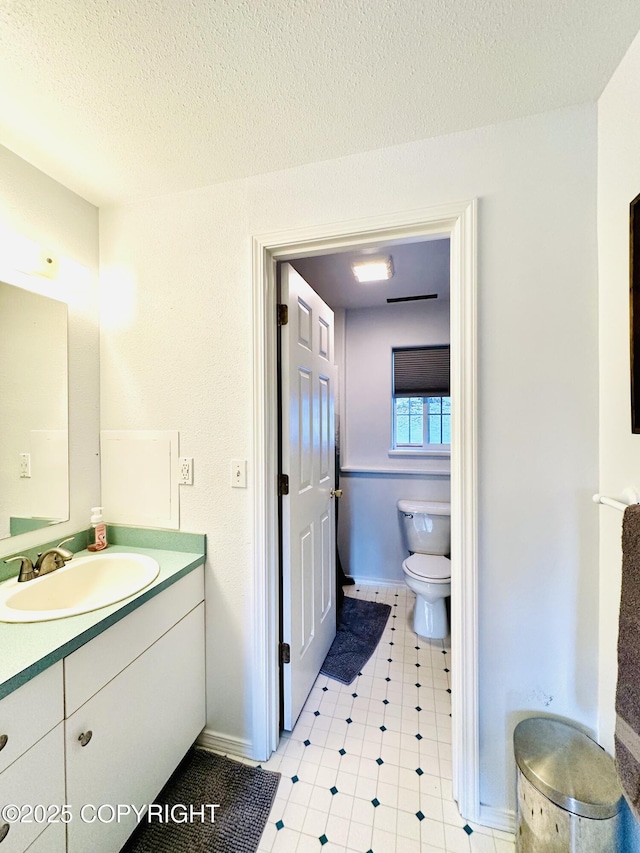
[330,489,343,499]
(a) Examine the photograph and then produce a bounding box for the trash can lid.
[514,718,623,819]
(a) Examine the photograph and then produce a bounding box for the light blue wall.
[338,471,449,583]
[337,300,450,582]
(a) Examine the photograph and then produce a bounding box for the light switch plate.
[231,459,247,488]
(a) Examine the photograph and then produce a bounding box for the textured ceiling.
[291,239,450,310]
[1,1,639,205]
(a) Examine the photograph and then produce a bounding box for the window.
[392,346,450,450]
[394,395,451,447]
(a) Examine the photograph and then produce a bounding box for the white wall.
[338,300,450,582]
[99,103,599,814]
[0,145,100,558]
[597,24,640,752]
[597,28,640,847]
[334,307,346,430]
[342,301,450,471]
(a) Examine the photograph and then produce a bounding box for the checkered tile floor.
[253,584,516,853]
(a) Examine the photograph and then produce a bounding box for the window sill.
[388,447,451,459]
[340,465,450,476]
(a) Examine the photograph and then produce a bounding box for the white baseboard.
[478,804,517,834]
[346,576,405,590]
[197,728,253,759]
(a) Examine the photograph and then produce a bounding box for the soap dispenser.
[87,506,108,552]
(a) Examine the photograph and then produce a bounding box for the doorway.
[251,201,479,822]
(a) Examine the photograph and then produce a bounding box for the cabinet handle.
[78,730,92,747]
[0,735,7,751]
[0,824,9,843]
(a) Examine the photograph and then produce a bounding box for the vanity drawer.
[0,662,63,775]
[0,722,65,853]
[64,567,204,715]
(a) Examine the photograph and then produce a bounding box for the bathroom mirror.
[0,280,69,539]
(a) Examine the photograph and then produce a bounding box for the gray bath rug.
[122,748,280,853]
[320,596,391,685]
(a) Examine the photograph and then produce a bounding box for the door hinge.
[280,642,291,665]
[277,303,289,326]
[278,474,289,496]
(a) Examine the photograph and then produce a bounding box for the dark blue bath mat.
[320,596,391,685]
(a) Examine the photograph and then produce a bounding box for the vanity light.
[351,255,394,283]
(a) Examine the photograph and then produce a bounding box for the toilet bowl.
[402,553,451,639]
[397,499,451,639]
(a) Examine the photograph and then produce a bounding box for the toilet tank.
[397,500,451,556]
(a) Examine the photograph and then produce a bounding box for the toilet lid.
[403,553,451,582]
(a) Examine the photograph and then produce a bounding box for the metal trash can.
[514,717,623,852]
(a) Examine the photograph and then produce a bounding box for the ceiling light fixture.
[351,255,394,283]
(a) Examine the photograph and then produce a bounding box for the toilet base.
[412,593,449,639]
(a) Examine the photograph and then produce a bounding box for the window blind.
[393,345,450,397]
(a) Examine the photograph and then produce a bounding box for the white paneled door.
[281,263,337,730]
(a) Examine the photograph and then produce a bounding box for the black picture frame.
[631,193,640,433]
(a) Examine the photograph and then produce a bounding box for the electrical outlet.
[178,457,193,485]
[231,459,247,488]
[19,452,31,478]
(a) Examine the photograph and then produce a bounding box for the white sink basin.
[0,552,160,623]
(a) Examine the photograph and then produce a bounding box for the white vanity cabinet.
[64,569,205,853]
[0,663,65,853]
[0,564,205,853]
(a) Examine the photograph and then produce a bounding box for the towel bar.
[593,488,640,512]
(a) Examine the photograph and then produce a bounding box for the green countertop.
[0,540,205,701]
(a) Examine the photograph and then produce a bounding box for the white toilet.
[397,499,451,639]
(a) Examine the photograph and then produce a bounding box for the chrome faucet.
[4,537,75,583]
